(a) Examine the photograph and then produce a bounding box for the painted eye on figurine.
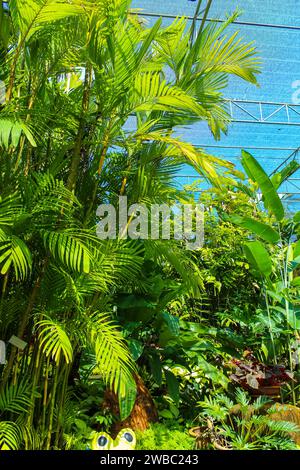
[98,435,108,447]
[124,432,134,443]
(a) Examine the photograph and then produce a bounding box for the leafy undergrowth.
[136,423,194,450]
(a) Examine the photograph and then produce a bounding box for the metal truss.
[174,175,300,204]
[174,146,300,202]
[174,114,300,202]
[132,11,300,32]
[195,145,299,152]
[270,148,300,176]
[226,99,300,126]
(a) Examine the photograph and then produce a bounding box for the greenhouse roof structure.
[132,0,300,211]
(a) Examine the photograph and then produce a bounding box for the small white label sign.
[8,335,27,350]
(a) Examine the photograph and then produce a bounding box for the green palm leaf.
[43,230,92,273]
[87,311,135,401]
[9,0,89,42]
[0,117,36,148]
[0,381,33,415]
[0,421,22,450]
[37,316,73,364]
[0,231,32,280]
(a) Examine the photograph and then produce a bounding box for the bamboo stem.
[67,66,92,192]
[46,362,59,450]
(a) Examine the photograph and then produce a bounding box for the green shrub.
[136,423,194,450]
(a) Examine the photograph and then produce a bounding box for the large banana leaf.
[230,215,280,243]
[243,240,272,277]
[287,309,300,330]
[241,150,284,221]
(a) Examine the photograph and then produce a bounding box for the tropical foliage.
[0,0,299,452]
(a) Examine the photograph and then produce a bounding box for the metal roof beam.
[131,11,300,31]
[196,145,299,151]
[226,99,300,126]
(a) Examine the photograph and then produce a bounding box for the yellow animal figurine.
[91,428,136,450]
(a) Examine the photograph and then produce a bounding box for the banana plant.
[227,151,300,403]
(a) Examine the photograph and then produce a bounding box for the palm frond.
[86,311,135,398]
[36,315,73,364]
[9,0,90,42]
[0,381,33,415]
[0,421,22,450]
[0,117,36,149]
[42,230,92,273]
[0,230,32,280]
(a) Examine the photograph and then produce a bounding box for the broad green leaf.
[266,290,283,303]
[294,240,300,259]
[197,356,229,389]
[180,320,210,335]
[241,150,284,221]
[119,377,136,421]
[159,409,174,419]
[230,215,280,243]
[0,119,36,149]
[287,309,300,330]
[291,277,300,287]
[165,369,180,405]
[243,241,272,277]
[149,351,162,386]
[158,312,180,347]
[161,312,180,336]
[127,339,143,361]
